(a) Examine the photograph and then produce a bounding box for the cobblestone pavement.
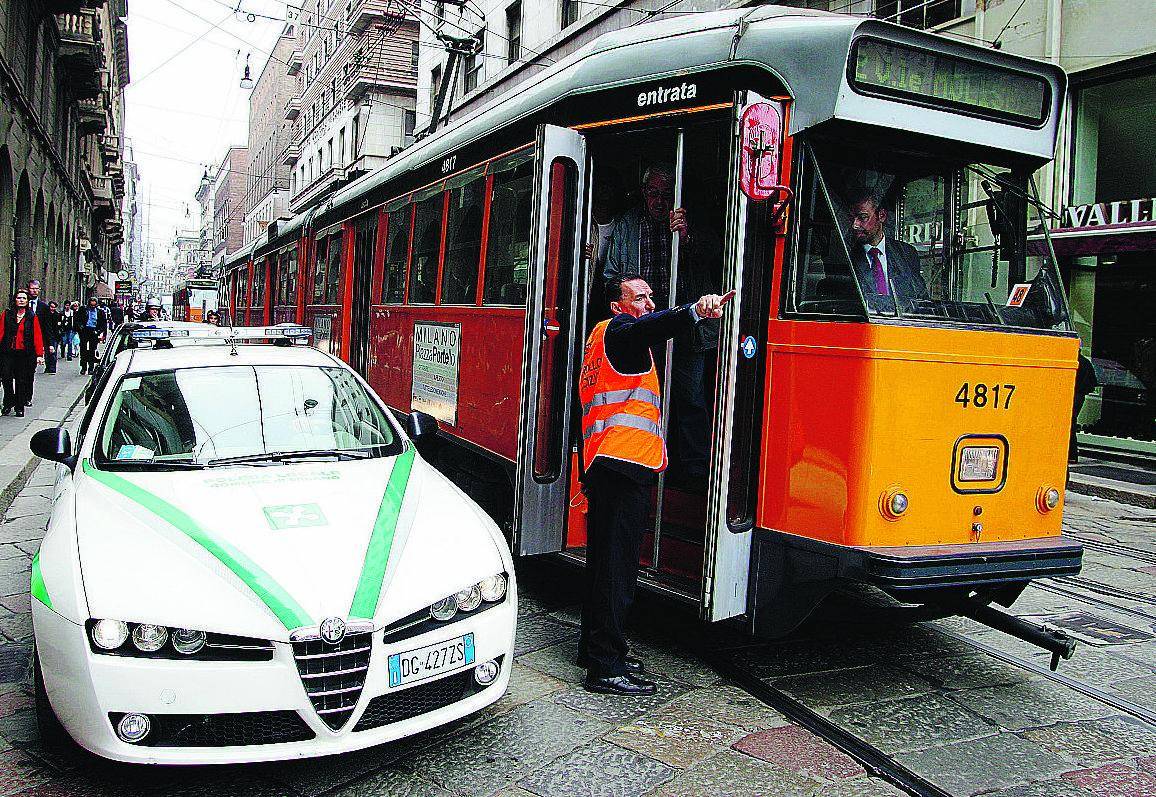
[713,491,1156,797]
[0,426,1152,797]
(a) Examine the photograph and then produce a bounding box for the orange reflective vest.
[579,319,666,472]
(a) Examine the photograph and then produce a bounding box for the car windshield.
[789,140,1071,332]
[96,365,402,468]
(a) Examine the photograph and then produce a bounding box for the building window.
[875,0,963,29]
[561,0,579,28]
[411,41,421,69]
[430,64,442,115]
[352,114,360,157]
[404,109,416,144]
[506,2,522,64]
[339,127,346,165]
[463,30,484,94]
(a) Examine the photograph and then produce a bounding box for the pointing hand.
[695,290,736,319]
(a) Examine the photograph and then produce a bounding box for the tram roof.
[290,7,1064,237]
[222,241,256,272]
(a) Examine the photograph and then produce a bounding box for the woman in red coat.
[0,289,45,417]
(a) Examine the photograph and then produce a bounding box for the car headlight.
[430,596,457,621]
[455,585,483,612]
[479,574,507,602]
[429,573,509,623]
[171,628,207,655]
[132,624,168,652]
[91,619,129,650]
[86,620,274,661]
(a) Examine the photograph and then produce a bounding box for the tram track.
[930,625,1156,727]
[1032,580,1156,624]
[1066,533,1156,566]
[708,650,955,797]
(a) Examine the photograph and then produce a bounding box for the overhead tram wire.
[127,8,238,88]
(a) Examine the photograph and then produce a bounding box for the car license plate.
[387,633,475,688]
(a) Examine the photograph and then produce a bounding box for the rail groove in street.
[931,626,1156,727]
[708,651,955,797]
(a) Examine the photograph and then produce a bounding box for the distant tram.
[172,278,219,322]
[222,9,1083,655]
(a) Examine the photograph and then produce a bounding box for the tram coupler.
[953,598,1077,671]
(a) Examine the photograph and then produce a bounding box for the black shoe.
[1,407,10,417]
[15,407,25,417]
[577,655,644,675]
[583,673,657,696]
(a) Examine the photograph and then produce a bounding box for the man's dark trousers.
[79,329,100,372]
[579,462,650,678]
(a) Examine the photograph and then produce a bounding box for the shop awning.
[1029,221,1156,257]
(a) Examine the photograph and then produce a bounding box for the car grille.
[292,632,372,730]
[108,711,314,747]
[353,670,473,732]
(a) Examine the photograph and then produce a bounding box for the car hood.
[75,453,505,642]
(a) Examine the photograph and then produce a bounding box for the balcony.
[56,10,103,99]
[78,95,107,135]
[287,49,303,76]
[348,0,412,36]
[45,2,106,15]
[100,133,119,164]
[90,174,115,216]
[281,142,301,166]
[284,96,300,121]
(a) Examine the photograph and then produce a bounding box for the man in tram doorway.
[846,188,929,310]
[578,274,733,696]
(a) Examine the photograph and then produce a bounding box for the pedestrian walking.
[43,300,62,374]
[576,274,733,696]
[75,297,107,375]
[60,301,80,361]
[25,280,53,402]
[0,289,45,417]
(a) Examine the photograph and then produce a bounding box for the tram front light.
[958,446,1000,483]
[879,487,909,521]
[1037,486,1062,514]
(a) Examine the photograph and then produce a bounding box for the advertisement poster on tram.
[412,321,461,425]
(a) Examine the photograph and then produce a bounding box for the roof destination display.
[850,37,1049,125]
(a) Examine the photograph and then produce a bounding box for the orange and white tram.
[221,8,1083,655]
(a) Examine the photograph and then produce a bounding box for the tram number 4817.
[955,383,1016,409]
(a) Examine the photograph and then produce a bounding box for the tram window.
[788,140,1069,331]
[286,249,298,304]
[326,232,344,304]
[441,172,486,304]
[252,261,265,308]
[409,192,444,304]
[313,237,329,304]
[483,157,533,305]
[382,204,411,304]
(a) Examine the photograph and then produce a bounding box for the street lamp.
[240,53,254,89]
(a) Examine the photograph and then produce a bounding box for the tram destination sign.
[850,38,1049,126]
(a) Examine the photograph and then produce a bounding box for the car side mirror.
[30,427,73,466]
[406,411,439,442]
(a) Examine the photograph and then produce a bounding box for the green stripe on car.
[349,448,415,619]
[31,553,50,609]
[82,460,313,631]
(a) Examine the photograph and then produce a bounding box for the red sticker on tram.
[739,103,782,201]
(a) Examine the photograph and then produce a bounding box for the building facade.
[211,146,248,270]
[172,231,208,283]
[0,0,131,304]
[122,144,141,281]
[193,166,214,278]
[243,25,300,246]
[287,0,419,213]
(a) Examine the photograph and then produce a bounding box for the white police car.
[30,326,516,763]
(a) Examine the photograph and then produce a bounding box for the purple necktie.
[869,247,889,295]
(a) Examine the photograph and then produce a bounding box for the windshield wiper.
[103,460,206,470]
[207,449,374,467]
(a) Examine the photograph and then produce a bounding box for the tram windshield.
[789,140,1070,333]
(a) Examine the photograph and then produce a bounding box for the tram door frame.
[514,124,588,556]
[701,91,789,621]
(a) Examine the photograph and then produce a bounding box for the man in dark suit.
[26,280,55,390]
[847,189,929,314]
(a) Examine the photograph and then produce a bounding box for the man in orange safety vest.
[578,273,733,695]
